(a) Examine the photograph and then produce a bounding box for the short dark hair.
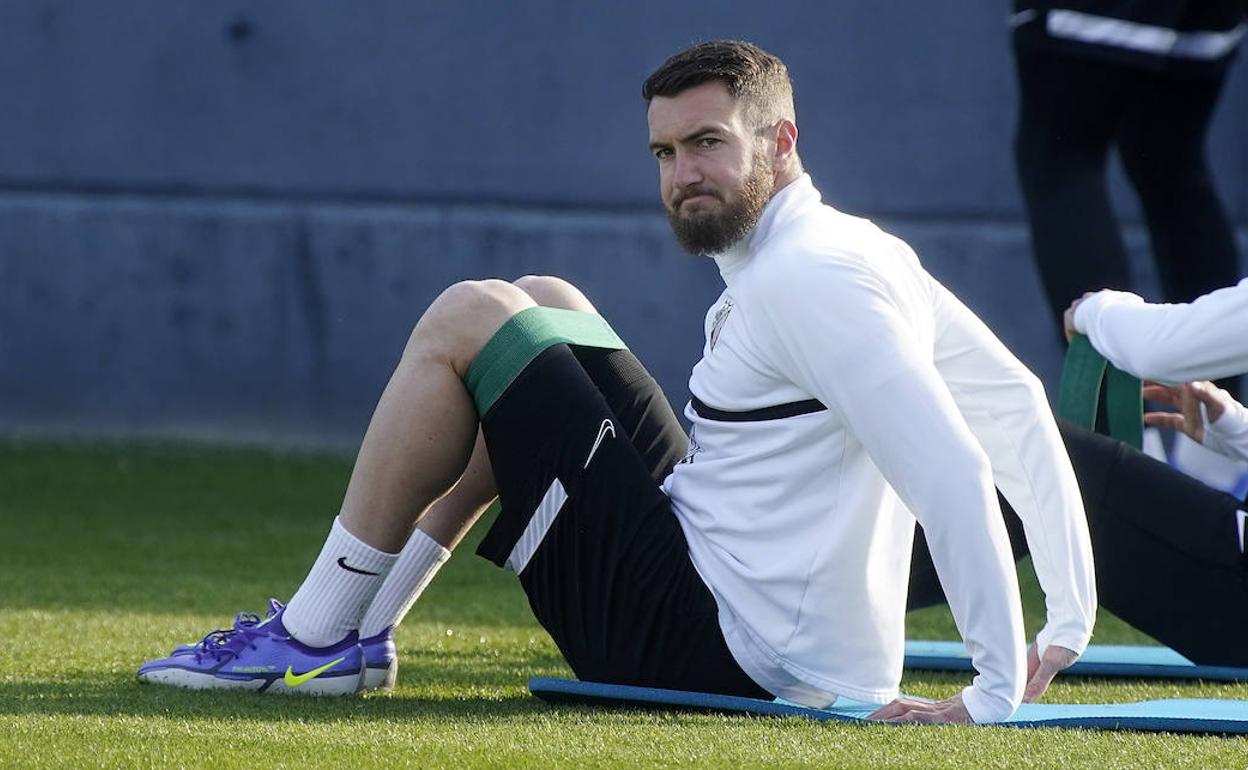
[642,40,795,127]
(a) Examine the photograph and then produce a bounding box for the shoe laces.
[191,598,285,662]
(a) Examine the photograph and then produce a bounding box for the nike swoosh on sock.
[337,556,381,576]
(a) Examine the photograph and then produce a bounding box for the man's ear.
[773,119,798,169]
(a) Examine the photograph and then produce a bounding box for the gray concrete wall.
[2,1,1245,446]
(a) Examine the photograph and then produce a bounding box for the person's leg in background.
[910,420,1248,664]
[1058,421,1248,664]
[1118,66,1241,307]
[1117,63,1244,402]
[1013,45,1136,339]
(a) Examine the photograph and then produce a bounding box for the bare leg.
[140,279,546,676]
[338,279,537,553]
[413,275,601,549]
[353,276,603,648]
[414,430,496,550]
[352,277,615,688]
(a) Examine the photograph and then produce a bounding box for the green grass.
[2,438,1246,769]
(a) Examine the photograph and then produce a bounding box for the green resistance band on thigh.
[1058,334,1143,449]
[465,306,627,417]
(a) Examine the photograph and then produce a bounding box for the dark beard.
[666,157,773,256]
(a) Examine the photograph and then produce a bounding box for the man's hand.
[1143,381,1233,444]
[1063,292,1097,342]
[1023,642,1078,702]
[868,692,973,724]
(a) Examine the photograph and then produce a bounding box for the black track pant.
[908,419,1248,666]
[1014,46,1242,337]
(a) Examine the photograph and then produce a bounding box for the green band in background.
[1058,334,1143,449]
[464,306,627,416]
[1058,335,1106,430]
[1104,365,1144,450]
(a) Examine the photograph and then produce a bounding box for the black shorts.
[465,307,767,698]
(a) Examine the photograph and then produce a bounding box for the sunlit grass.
[2,439,1245,768]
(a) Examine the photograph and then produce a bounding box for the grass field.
[4,438,1247,769]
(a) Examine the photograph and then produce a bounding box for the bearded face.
[647,82,781,257]
[665,149,774,256]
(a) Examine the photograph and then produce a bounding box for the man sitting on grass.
[139,40,1098,725]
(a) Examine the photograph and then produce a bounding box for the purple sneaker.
[168,599,284,657]
[138,601,363,695]
[360,626,397,692]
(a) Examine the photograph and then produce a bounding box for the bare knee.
[408,279,535,375]
[512,274,597,313]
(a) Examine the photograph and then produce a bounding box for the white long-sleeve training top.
[663,175,1097,724]
[1073,281,1248,462]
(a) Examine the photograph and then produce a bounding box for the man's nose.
[673,153,703,188]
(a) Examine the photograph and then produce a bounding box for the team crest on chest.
[709,298,734,351]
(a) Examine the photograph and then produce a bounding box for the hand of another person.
[1022,641,1078,702]
[1063,292,1098,342]
[1143,381,1233,444]
[868,692,973,724]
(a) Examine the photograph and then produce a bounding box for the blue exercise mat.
[530,678,1248,734]
[905,640,1248,682]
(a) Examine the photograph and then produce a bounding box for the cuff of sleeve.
[1207,397,1248,438]
[1205,398,1248,462]
[960,684,1017,724]
[1036,624,1092,658]
[1072,290,1142,335]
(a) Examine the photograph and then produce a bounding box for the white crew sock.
[359,528,451,638]
[282,516,398,647]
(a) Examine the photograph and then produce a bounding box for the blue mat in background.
[905,641,1248,681]
[530,677,1248,734]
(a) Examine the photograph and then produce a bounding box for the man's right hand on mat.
[1023,642,1079,702]
[868,693,973,724]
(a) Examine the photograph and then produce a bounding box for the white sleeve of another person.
[1073,279,1248,384]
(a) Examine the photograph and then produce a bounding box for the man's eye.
[698,137,721,149]
[654,148,673,160]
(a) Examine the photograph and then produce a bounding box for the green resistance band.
[1057,334,1143,450]
[464,306,626,418]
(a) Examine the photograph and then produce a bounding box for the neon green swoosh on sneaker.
[283,656,347,688]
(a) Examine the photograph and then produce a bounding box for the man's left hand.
[868,692,973,724]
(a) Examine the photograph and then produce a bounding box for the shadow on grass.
[0,648,578,723]
[0,660,1006,727]
[0,675,871,731]
[0,676,782,728]
[0,674,546,723]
